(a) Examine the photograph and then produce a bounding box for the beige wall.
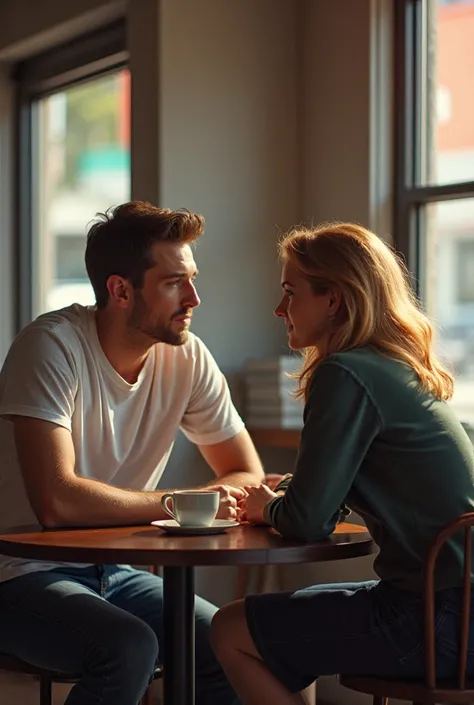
[158,0,297,367]
[300,0,393,238]
[300,0,372,224]
[128,0,300,615]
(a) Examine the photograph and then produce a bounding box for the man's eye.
[168,280,181,287]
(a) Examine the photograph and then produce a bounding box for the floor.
[0,672,162,704]
[0,672,72,705]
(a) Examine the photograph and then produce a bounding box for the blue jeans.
[245,580,474,692]
[0,565,239,705]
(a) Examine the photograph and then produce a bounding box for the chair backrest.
[424,512,474,689]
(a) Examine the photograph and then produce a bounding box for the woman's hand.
[243,484,278,525]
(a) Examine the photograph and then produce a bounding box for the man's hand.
[243,484,278,525]
[206,484,248,521]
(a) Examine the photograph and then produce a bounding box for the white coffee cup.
[160,491,220,527]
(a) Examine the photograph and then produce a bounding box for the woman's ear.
[327,287,342,319]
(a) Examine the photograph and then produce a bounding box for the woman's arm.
[264,361,382,541]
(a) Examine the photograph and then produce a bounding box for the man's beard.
[128,293,188,346]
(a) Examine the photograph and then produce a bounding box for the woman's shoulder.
[324,347,391,374]
[320,347,418,397]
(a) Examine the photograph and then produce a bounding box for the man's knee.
[93,615,159,681]
[123,618,159,668]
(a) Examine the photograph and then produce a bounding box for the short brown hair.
[85,201,204,308]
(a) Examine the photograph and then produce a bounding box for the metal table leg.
[162,565,195,705]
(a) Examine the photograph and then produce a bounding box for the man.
[0,201,265,705]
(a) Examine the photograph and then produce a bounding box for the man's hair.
[85,201,204,308]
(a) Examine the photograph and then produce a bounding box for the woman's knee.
[210,599,251,657]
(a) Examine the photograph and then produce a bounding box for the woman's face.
[274,260,336,350]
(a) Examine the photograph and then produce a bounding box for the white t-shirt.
[0,304,245,582]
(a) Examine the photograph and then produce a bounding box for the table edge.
[0,530,375,566]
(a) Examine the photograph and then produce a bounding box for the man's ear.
[106,275,133,309]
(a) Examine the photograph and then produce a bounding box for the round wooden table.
[0,521,374,705]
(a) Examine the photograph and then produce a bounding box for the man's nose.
[184,282,200,308]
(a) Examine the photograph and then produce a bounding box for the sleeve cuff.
[273,475,292,493]
[263,496,283,526]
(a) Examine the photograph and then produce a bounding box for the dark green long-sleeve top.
[263,348,474,592]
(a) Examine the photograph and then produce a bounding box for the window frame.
[394,0,474,294]
[13,20,128,329]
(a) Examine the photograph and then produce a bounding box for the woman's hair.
[279,222,454,402]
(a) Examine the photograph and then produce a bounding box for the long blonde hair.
[279,222,454,402]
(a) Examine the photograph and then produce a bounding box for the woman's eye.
[284,290,294,297]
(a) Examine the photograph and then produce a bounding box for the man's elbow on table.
[31,495,67,529]
[29,482,81,529]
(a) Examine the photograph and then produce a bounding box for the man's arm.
[198,428,265,488]
[13,417,241,529]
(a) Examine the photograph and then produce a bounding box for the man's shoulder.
[5,305,93,371]
[17,304,92,344]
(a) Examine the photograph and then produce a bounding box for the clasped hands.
[207,473,291,525]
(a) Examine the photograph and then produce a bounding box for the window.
[457,239,474,304]
[15,21,130,324]
[395,0,474,425]
[34,71,130,315]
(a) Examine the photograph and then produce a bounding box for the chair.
[339,512,474,705]
[0,656,162,705]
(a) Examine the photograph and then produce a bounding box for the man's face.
[128,241,200,345]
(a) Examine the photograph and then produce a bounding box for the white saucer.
[151,519,240,536]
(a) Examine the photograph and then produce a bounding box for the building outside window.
[396,0,474,424]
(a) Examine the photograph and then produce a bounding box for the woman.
[210,222,474,705]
